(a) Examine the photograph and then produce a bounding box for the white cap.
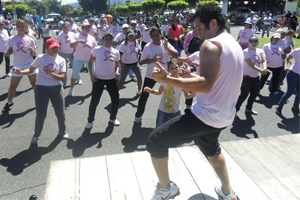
[122,23,129,28]
[272,33,281,39]
[101,14,105,18]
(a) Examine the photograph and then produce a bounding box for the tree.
[41,0,61,13]
[297,0,300,7]
[79,0,108,14]
[115,5,128,16]
[141,0,165,14]
[198,0,220,6]
[128,4,142,14]
[186,0,198,7]
[4,4,30,19]
[59,5,74,16]
[27,0,49,15]
[167,1,189,12]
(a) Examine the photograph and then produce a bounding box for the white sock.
[7,102,13,105]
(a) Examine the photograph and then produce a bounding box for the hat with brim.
[275,28,284,34]
[272,33,281,39]
[46,38,60,49]
[244,20,252,24]
[103,32,113,38]
[127,29,135,36]
[122,23,129,28]
[101,14,105,18]
[130,20,137,24]
[82,20,90,26]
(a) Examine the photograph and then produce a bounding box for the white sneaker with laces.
[109,119,120,126]
[77,79,83,85]
[68,89,74,96]
[31,136,38,144]
[86,122,93,129]
[214,185,237,200]
[151,181,180,200]
[59,133,69,140]
[6,73,11,77]
[136,90,142,96]
[134,117,141,123]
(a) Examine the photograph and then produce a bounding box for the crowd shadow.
[121,123,154,152]
[0,88,32,102]
[255,92,284,109]
[0,136,62,175]
[67,123,114,157]
[104,96,139,114]
[188,193,217,200]
[0,108,35,128]
[65,92,92,108]
[277,112,300,134]
[230,114,259,139]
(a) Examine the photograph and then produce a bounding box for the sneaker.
[6,73,11,77]
[86,122,93,129]
[134,117,141,123]
[31,136,39,145]
[275,106,282,115]
[59,132,69,140]
[214,185,237,200]
[151,181,180,200]
[273,91,280,95]
[131,78,137,82]
[245,109,258,115]
[136,90,142,96]
[68,89,74,96]
[2,102,14,113]
[292,107,300,114]
[77,79,83,85]
[109,119,120,126]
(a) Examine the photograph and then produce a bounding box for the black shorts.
[146,109,226,158]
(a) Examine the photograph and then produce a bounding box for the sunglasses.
[249,40,258,43]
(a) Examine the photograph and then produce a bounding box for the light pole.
[12,0,17,24]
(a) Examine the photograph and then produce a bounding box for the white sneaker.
[151,181,180,200]
[77,79,82,85]
[214,185,237,200]
[86,122,93,129]
[134,117,141,123]
[68,89,74,96]
[31,136,38,145]
[109,119,120,126]
[59,132,69,140]
[136,90,142,96]
[6,73,11,77]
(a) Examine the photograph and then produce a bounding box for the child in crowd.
[285,30,295,50]
[144,59,194,127]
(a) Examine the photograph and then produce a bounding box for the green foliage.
[79,0,108,14]
[128,4,142,14]
[141,0,165,14]
[27,0,49,15]
[59,5,74,16]
[41,0,61,13]
[4,4,30,19]
[115,5,128,16]
[297,0,300,7]
[167,1,189,12]
[198,0,220,5]
[28,9,37,15]
[66,8,88,17]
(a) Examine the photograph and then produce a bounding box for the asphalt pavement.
[0,26,299,200]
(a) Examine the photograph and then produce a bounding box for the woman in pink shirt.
[13,38,68,145]
[69,20,97,96]
[2,20,37,113]
[86,32,120,128]
[236,20,254,49]
[168,17,184,56]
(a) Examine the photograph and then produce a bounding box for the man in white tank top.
[146,3,242,200]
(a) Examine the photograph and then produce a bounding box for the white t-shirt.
[114,32,126,50]
[278,39,288,50]
[243,48,266,78]
[97,24,109,39]
[41,25,51,37]
[161,25,169,35]
[108,25,122,38]
[262,43,284,68]
[264,16,272,25]
[290,47,300,75]
[119,40,140,64]
[141,41,176,79]
[285,38,294,49]
[56,32,75,54]
[8,35,36,65]
[72,33,97,61]
[0,29,9,52]
[91,46,120,80]
[69,24,80,34]
[188,51,200,75]
[32,53,66,86]
[158,82,183,113]
[137,24,146,33]
[142,28,151,43]
[238,28,254,45]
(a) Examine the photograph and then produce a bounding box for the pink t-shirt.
[188,51,200,75]
[243,48,266,78]
[114,32,126,50]
[108,25,122,38]
[89,24,97,36]
[8,35,36,65]
[290,47,300,75]
[0,29,9,52]
[142,28,151,43]
[91,46,120,80]
[97,24,109,39]
[137,24,146,32]
[69,24,80,34]
[56,32,75,54]
[262,43,284,68]
[72,33,97,61]
[141,41,176,79]
[119,40,140,64]
[32,53,66,86]
[238,28,254,45]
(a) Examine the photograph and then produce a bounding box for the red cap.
[46,38,60,49]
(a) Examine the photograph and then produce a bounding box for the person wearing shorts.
[69,20,97,96]
[13,38,68,145]
[2,20,37,113]
[147,4,242,200]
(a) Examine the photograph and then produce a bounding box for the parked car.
[45,12,61,29]
[227,7,253,20]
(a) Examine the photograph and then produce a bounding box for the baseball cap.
[272,33,281,39]
[130,20,137,24]
[122,23,129,28]
[101,14,105,18]
[46,38,60,49]
[103,32,113,38]
[275,28,284,34]
[82,19,90,26]
[244,20,252,24]
[127,29,135,36]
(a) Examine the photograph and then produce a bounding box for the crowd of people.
[0,4,299,200]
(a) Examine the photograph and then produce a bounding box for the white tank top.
[191,32,243,128]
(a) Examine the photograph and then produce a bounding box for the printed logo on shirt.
[65,35,71,43]
[129,45,138,54]
[83,41,92,49]
[44,63,58,73]
[272,47,280,55]
[158,53,165,64]
[104,51,114,62]
[241,32,247,39]
[252,54,261,65]
[16,42,27,53]
[164,84,176,112]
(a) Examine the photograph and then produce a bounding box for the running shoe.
[151,181,180,200]
[6,73,11,77]
[77,79,83,85]
[59,132,69,140]
[109,119,120,126]
[292,107,300,114]
[245,109,258,115]
[86,122,93,129]
[136,90,142,96]
[134,117,141,123]
[68,89,74,96]
[275,106,282,115]
[214,185,237,200]
[131,78,137,82]
[31,136,39,145]
[2,102,14,113]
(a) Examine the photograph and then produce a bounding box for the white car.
[45,12,61,29]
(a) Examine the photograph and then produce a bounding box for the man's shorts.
[12,63,38,77]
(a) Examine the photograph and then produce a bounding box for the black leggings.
[0,52,10,74]
[135,77,156,117]
[141,41,147,52]
[88,78,119,122]
[260,66,282,93]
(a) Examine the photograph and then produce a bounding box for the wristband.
[151,90,154,94]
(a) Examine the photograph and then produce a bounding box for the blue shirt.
[37,16,43,28]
